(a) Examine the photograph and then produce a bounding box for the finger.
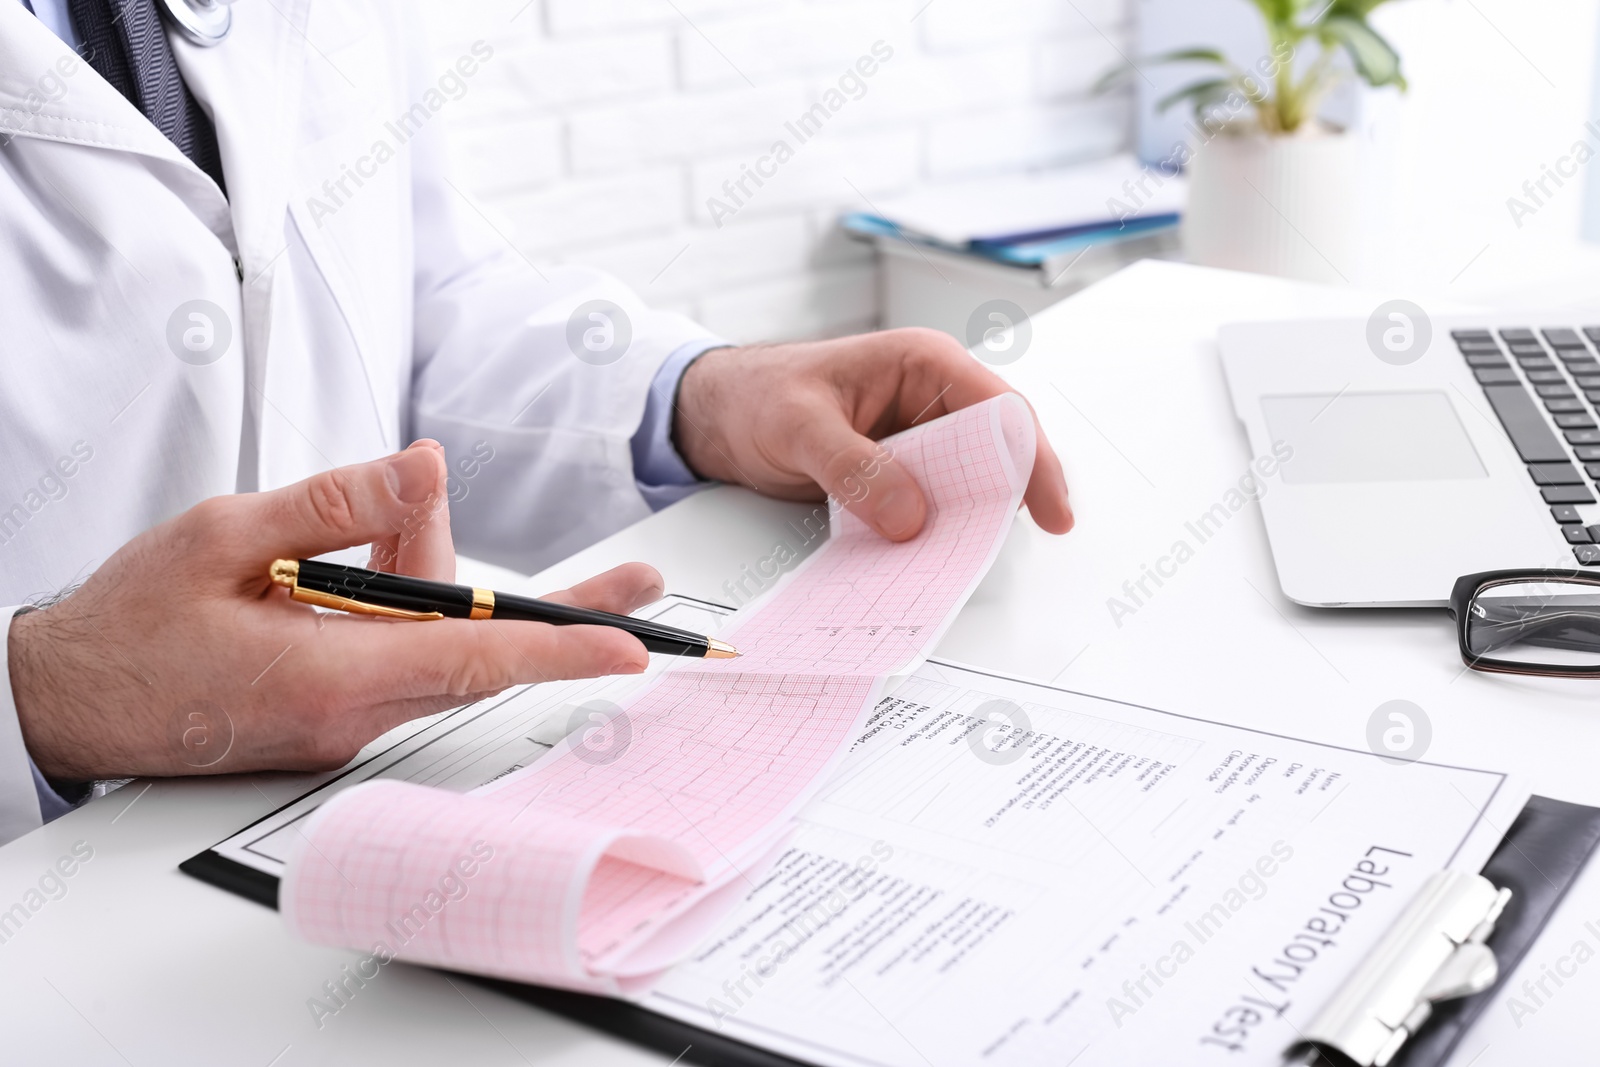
[327,616,650,705]
[791,401,928,541]
[1021,418,1073,534]
[887,335,1074,534]
[237,445,449,566]
[370,440,456,581]
[541,562,664,615]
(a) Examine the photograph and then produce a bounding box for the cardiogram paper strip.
[281,393,1037,994]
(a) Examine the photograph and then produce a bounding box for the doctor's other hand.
[7,443,660,783]
[672,328,1073,541]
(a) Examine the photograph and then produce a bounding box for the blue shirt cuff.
[631,340,727,510]
[30,757,86,823]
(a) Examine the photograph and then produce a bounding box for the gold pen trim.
[290,586,445,620]
[705,638,740,659]
[268,558,445,621]
[470,587,494,620]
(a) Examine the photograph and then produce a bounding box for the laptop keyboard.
[1454,327,1600,565]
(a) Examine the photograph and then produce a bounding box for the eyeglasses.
[1450,570,1600,676]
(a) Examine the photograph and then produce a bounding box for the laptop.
[1219,317,1600,607]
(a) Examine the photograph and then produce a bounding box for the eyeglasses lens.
[1466,580,1600,668]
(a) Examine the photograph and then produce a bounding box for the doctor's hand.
[8,443,661,782]
[672,328,1073,541]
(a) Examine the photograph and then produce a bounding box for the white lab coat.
[0,0,716,841]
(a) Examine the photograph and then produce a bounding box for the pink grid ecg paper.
[282,394,1036,993]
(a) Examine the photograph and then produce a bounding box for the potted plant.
[1102,0,1408,283]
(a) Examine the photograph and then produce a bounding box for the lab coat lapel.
[3,0,395,482]
[167,0,320,489]
[168,0,305,290]
[0,0,233,245]
[177,0,400,456]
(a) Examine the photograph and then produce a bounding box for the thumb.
[796,416,927,541]
[245,446,448,562]
[370,440,456,581]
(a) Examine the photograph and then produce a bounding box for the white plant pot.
[1183,125,1363,284]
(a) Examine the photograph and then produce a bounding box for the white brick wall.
[422,0,1133,342]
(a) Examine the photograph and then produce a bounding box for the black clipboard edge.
[176,854,814,1067]
[471,980,816,1067]
[179,850,278,909]
[1395,794,1600,1067]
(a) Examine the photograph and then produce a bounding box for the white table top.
[4,260,1588,1066]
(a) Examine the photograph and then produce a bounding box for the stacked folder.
[841,153,1185,274]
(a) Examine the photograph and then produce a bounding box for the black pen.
[269,559,739,659]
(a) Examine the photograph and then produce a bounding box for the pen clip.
[288,586,445,621]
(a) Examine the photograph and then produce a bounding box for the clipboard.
[1295,795,1600,1067]
[181,793,1600,1067]
[171,597,1577,1067]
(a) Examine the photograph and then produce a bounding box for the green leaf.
[1091,63,1136,95]
[1321,14,1406,88]
[1244,0,1297,31]
[1154,77,1240,117]
[1323,0,1398,18]
[1144,46,1235,68]
[1092,47,1236,96]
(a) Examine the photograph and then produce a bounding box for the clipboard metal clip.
[1287,869,1512,1067]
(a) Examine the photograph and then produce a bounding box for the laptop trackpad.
[1262,391,1488,484]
